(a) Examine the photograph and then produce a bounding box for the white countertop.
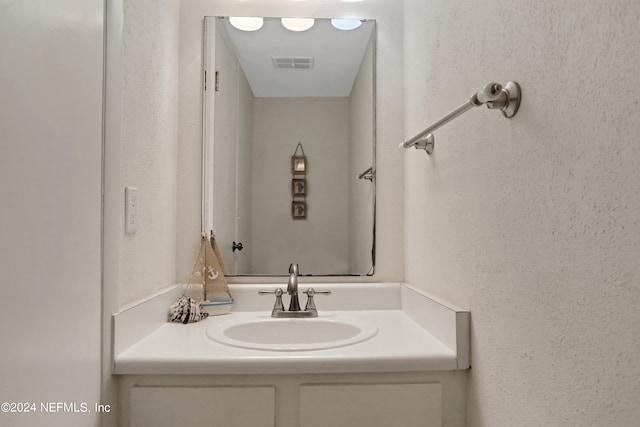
[114,309,457,375]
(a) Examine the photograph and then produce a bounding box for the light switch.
[125,186,138,234]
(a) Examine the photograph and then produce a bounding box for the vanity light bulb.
[281,18,315,32]
[229,17,264,32]
[331,19,363,31]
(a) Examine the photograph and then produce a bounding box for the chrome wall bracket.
[413,134,435,155]
[357,166,375,181]
[490,81,521,119]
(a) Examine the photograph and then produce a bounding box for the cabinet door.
[300,383,442,427]
[130,386,275,427]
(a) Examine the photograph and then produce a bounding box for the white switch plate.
[125,186,138,234]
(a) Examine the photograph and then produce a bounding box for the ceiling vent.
[272,56,314,70]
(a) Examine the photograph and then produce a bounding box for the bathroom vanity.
[113,283,469,426]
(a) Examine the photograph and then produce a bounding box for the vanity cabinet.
[119,372,465,427]
[129,386,275,427]
[300,383,442,427]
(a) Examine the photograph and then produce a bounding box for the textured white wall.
[178,0,404,282]
[403,0,640,425]
[0,1,103,425]
[116,0,180,307]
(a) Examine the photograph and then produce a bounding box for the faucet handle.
[303,288,331,314]
[303,288,331,297]
[258,288,284,295]
[258,288,285,313]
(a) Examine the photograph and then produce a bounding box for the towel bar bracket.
[495,81,521,118]
[357,166,375,181]
[414,134,435,155]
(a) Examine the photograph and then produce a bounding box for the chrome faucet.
[258,263,332,318]
[287,263,301,312]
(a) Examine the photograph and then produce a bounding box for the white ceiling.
[220,17,375,98]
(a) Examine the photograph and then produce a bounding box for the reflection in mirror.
[203,17,376,276]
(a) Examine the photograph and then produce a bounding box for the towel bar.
[400,81,521,154]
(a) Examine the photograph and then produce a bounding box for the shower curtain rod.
[399,81,521,155]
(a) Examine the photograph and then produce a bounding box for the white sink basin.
[206,313,378,351]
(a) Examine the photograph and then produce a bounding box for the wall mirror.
[202,16,376,276]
